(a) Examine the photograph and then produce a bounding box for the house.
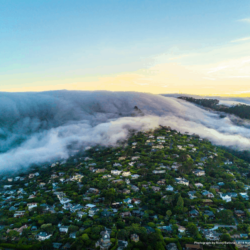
[130,185,139,192]
[166,185,174,191]
[102,174,112,179]
[188,191,197,199]
[227,192,238,198]
[28,194,36,199]
[120,212,131,218]
[202,199,213,206]
[111,202,122,208]
[27,203,38,211]
[132,210,144,217]
[53,243,63,249]
[70,174,84,182]
[235,210,245,217]
[31,226,37,231]
[166,243,178,250]
[122,189,130,194]
[113,163,122,167]
[59,226,69,233]
[157,179,166,186]
[89,207,100,217]
[189,209,199,217]
[175,177,189,186]
[203,210,215,218]
[132,199,141,205]
[235,240,250,250]
[220,193,231,202]
[95,168,106,173]
[240,192,249,200]
[131,234,139,242]
[152,186,161,192]
[77,211,87,219]
[123,198,132,204]
[122,171,131,177]
[7,224,28,235]
[70,232,77,239]
[152,170,166,174]
[131,156,140,160]
[240,234,248,238]
[218,182,224,186]
[60,197,72,205]
[193,169,205,176]
[118,156,127,161]
[14,211,25,218]
[201,229,220,241]
[195,183,203,188]
[70,204,84,213]
[131,174,140,179]
[177,224,186,233]
[111,170,122,176]
[95,229,112,250]
[85,204,96,209]
[36,232,51,241]
[117,240,128,250]
[112,179,123,184]
[202,190,214,198]
[88,188,100,194]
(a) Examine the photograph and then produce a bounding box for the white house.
[123,198,132,204]
[195,183,204,188]
[166,185,174,191]
[27,203,38,211]
[220,193,231,202]
[37,232,52,241]
[122,171,131,177]
[113,163,122,167]
[59,197,72,205]
[152,170,166,174]
[131,156,140,160]
[111,170,122,176]
[59,226,69,233]
[175,177,189,186]
[131,174,140,179]
[193,169,205,176]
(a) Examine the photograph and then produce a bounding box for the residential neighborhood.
[0,126,249,250]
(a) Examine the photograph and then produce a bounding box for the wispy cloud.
[231,37,250,43]
[238,18,250,23]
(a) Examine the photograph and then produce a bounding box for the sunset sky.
[1,0,250,96]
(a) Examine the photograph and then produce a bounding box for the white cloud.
[1,91,250,172]
[231,37,250,43]
[238,18,250,23]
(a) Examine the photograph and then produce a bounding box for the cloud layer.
[0,90,250,173]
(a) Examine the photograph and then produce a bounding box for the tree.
[82,233,89,241]
[186,223,199,238]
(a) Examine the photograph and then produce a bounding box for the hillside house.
[175,177,189,186]
[193,169,205,176]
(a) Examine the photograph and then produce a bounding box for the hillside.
[0,126,249,249]
[178,96,250,120]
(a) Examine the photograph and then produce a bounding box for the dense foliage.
[0,126,249,250]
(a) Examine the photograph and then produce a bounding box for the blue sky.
[1,0,250,95]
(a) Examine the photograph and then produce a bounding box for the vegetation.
[178,96,250,120]
[0,126,249,249]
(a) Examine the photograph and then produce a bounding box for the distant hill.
[178,96,250,120]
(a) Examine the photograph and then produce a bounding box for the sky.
[1,0,250,96]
